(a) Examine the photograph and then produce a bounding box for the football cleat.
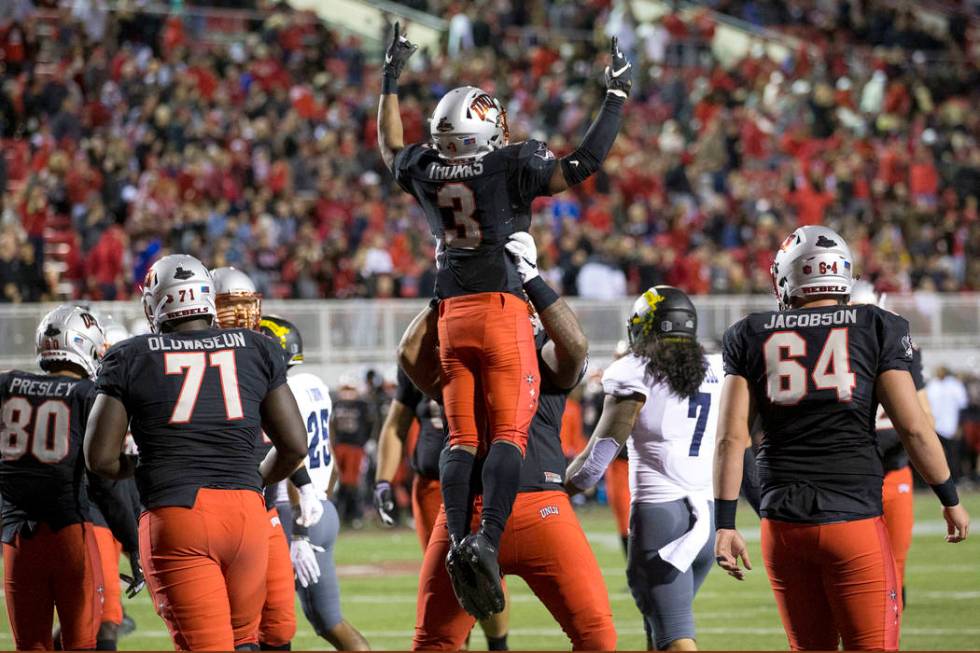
[446,538,497,620]
[460,531,506,617]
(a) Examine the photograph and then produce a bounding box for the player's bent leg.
[259,509,297,649]
[821,517,901,651]
[508,492,617,650]
[414,507,477,651]
[4,529,57,649]
[881,467,914,591]
[627,500,712,650]
[760,519,840,650]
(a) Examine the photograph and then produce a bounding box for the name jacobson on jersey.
[425,160,485,180]
[6,377,80,397]
[761,308,858,330]
[147,332,248,351]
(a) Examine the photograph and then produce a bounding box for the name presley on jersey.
[761,308,858,330]
[7,377,80,397]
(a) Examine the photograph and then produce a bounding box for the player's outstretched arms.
[85,394,136,480]
[713,374,756,579]
[378,21,418,171]
[877,369,970,542]
[397,300,441,397]
[565,394,641,495]
[548,37,631,195]
[260,383,309,486]
[506,232,588,389]
[374,398,415,526]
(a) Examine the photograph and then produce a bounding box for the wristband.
[382,75,399,95]
[930,476,960,507]
[290,466,312,487]
[715,498,738,530]
[524,277,560,312]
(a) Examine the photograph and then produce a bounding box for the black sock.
[95,639,117,651]
[259,642,291,650]
[441,447,477,544]
[479,441,523,549]
[487,633,509,650]
[620,534,629,559]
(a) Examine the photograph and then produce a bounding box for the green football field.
[2,492,978,650]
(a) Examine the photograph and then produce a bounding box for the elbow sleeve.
[560,94,625,186]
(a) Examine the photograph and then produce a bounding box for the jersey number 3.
[437,183,481,249]
[764,328,856,405]
[165,350,244,423]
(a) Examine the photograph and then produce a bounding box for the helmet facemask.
[215,292,263,330]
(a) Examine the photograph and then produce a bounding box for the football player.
[374,365,511,650]
[566,286,723,651]
[84,254,309,651]
[378,23,632,614]
[1,305,108,650]
[259,315,370,650]
[402,233,617,650]
[211,266,323,650]
[851,281,934,603]
[713,226,970,651]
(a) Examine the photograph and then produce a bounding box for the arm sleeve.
[393,143,424,194]
[95,343,129,404]
[87,475,140,553]
[876,310,914,375]
[601,355,649,399]
[513,140,558,205]
[722,320,749,377]
[395,367,424,408]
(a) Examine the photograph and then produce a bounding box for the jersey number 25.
[764,329,856,405]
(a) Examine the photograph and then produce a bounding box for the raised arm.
[505,232,588,389]
[377,22,418,171]
[877,369,969,542]
[397,301,442,398]
[547,37,631,195]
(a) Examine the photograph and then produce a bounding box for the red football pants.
[414,491,616,650]
[3,522,104,650]
[260,507,297,646]
[761,516,901,651]
[605,457,630,538]
[93,525,124,626]
[412,475,443,551]
[438,292,539,454]
[139,488,269,651]
[881,467,914,589]
[334,443,365,487]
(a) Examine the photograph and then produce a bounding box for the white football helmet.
[98,314,131,350]
[142,254,216,333]
[771,226,854,310]
[430,86,508,160]
[36,304,105,378]
[212,266,262,330]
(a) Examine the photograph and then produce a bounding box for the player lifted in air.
[84,254,309,651]
[1,305,115,650]
[713,226,970,651]
[567,286,723,651]
[378,23,632,615]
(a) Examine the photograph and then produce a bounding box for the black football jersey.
[0,371,96,543]
[876,347,925,471]
[394,140,557,298]
[723,304,914,523]
[96,328,287,509]
[332,398,372,447]
[520,332,575,492]
[394,368,444,480]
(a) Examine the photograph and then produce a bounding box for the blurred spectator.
[332,378,375,528]
[927,366,969,483]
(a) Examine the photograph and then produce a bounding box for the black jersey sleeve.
[511,140,558,206]
[393,143,427,194]
[256,332,289,393]
[910,348,925,390]
[96,342,130,404]
[875,309,914,375]
[395,367,424,408]
[722,318,750,377]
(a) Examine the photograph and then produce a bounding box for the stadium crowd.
[0,0,977,304]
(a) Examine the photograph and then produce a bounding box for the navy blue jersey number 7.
[688,392,711,456]
[306,408,332,469]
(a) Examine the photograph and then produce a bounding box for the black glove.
[121,551,145,598]
[373,481,397,527]
[382,21,418,94]
[603,36,632,99]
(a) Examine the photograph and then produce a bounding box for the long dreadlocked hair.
[630,334,708,400]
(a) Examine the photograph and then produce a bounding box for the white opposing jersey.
[602,352,724,503]
[288,371,335,497]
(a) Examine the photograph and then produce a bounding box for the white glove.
[290,538,324,589]
[505,231,539,283]
[296,484,324,527]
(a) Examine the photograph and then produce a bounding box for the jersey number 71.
[165,350,244,423]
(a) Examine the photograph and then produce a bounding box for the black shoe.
[119,613,136,637]
[446,540,493,619]
[458,532,505,616]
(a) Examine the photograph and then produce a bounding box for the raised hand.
[604,36,632,99]
[383,21,418,87]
